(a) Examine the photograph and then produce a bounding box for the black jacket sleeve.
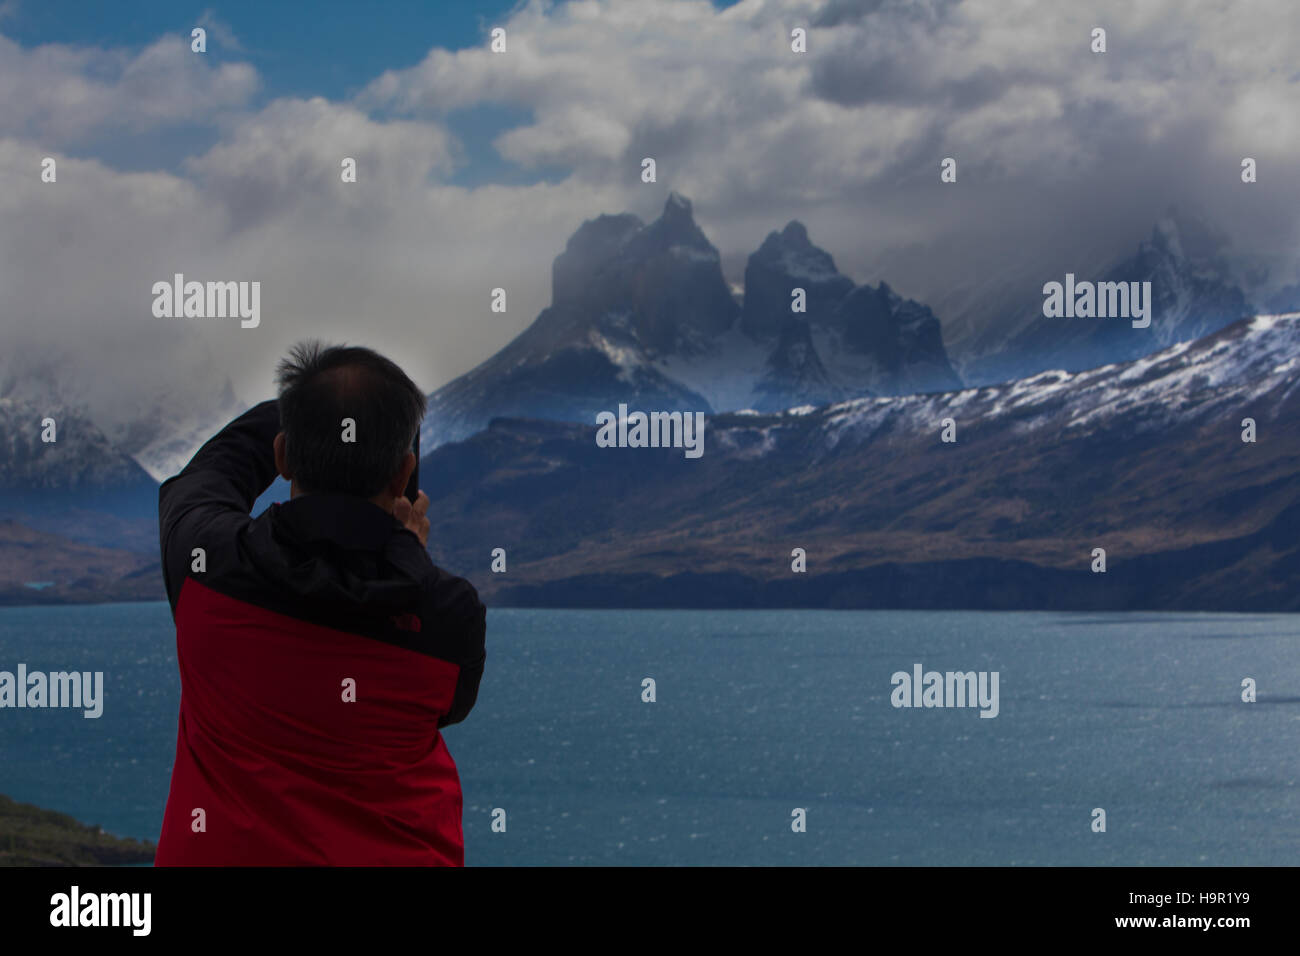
[437,588,487,729]
[158,400,281,612]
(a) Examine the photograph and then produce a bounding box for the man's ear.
[386,450,416,501]
[274,432,293,481]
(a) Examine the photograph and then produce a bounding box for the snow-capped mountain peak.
[419,195,963,448]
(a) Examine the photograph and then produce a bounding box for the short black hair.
[275,341,426,498]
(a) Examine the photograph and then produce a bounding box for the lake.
[1,603,1297,865]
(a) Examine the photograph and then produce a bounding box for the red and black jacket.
[154,400,486,866]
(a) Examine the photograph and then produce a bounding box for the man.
[154,342,486,866]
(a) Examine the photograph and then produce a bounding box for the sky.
[1,0,1298,440]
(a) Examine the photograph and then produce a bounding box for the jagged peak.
[1146,205,1233,264]
[654,191,702,238]
[552,212,646,302]
[664,191,693,217]
[758,220,812,253]
[748,220,847,292]
[563,212,644,254]
[638,191,714,257]
[779,220,810,245]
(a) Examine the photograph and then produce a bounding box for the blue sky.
[5,1,525,99]
[5,1,744,99]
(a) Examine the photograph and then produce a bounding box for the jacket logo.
[391,613,422,633]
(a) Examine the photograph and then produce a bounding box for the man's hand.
[392,491,430,547]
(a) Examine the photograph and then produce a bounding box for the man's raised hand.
[392,491,430,547]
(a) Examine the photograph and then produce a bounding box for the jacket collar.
[271,493,408,551]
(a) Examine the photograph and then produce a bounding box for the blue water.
[1,603,1297,865]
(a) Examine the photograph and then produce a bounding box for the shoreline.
[0,793,155,867]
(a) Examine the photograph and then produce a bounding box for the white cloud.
[0,33,257,146]
[197,9,246,54]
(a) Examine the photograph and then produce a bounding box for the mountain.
[419,312,1300,611]
[740,221,960,403]
[1262,281,1300,315]
[0,397,156,503]
[0,396,159,552]
[0,520,161,605]
[115,378,242,482]
[0,337,237,548]
[0,335,242,482]
[960,212,1256,386]
[422,193,961,448]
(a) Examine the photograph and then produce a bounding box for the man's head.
[273,341,426,504]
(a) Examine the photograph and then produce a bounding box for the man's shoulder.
[422,564,486,620]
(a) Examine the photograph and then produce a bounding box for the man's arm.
[438,590,487,729]
[158,400,282,610]
[395,493,487,729]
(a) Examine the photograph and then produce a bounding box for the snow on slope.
[0,397,153,491]
[0,339,243,483]
[710,313,1300,457]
